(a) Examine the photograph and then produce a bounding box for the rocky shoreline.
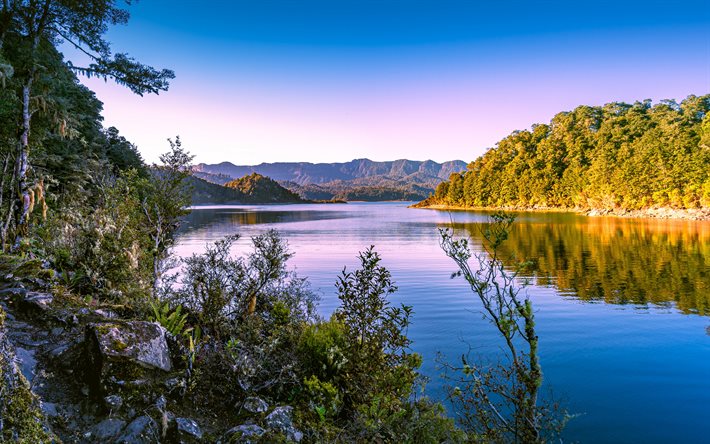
[0,258,302,443]
[411,201,710,221]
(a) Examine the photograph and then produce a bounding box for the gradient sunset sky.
[71,0,710,165]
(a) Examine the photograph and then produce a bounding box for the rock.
[154,394,167,411]
[115,415,160,444]
[242,396,268,414]
[167,417,203,443]
[266,406,302,442]
[706,325,710,336]
[164,377,185,391]
[221,424,265,443]
[87,418,126,441]
[40,401,59,418]
[14,291,53,317]
[94,309,119,319]
[104,394,123,411]
[14,346,37,382]
[85,321,171,396]
[0,286,27,299]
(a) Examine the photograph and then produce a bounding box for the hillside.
[416,95,710,217]
[190,174,307,205]
[193,158,466,201]
[224,173,305,203]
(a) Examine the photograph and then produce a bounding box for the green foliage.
[150,301,190,337]
[425,95,710,211]
[334,247,418,408]
[141,136,194,294]
[303,375,342,420]
[297,317,348,382]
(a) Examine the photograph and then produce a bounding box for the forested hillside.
[190,174,307,204]
[419,95,710,212]
[282,173,437,201]
[224,173,305,203]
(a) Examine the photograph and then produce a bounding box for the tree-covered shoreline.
[417,95,710,219]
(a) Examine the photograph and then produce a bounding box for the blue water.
[175,202,710,443]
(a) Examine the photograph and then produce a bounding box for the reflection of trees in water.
[457,218,710,315]
[180,209,352,234]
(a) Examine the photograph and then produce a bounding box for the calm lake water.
[175,202,710,444]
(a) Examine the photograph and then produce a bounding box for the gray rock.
[14,346,37,382]
[40,401,59,418]
[164,377,185,391]
[85,321,171,396]
[15,291,53,316]
[266,406,302,442]
[221,424,265,443]
[154,394,167,411]
[0,287,27,299]
[94,309,119,319]
[115,415,159,444]
[87,418,126,441]
[104,394,123,411]
[88,321,171,371]
[243,396,268,414]
[167,417,203,443]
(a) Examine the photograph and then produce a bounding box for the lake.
[175,202,710,444]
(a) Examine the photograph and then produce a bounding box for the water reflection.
[457,216,710,315]
[182,207,354,232]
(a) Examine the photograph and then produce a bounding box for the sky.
[68,0,710,165]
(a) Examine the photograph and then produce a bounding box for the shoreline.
[410,203,710,221]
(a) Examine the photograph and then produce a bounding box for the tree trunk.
[14,79,32,247]
[1,161,15,251]
[247,294,257,315]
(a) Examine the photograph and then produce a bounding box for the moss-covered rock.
[85,321,172,398]
[0,306,56,443]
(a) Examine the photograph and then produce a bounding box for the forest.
[421,96,710,212]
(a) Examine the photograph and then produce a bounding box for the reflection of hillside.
[180,208,353,234]
[459,217,710,315]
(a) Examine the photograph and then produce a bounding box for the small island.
[190,173,308,205]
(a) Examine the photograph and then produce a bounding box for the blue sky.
[73,0,710,164]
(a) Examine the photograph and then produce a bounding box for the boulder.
[104,394,123,411]
[13,291,53,317]
[266,406,303,442]
[242,396,268,414]
[84,321,172,397]
[115,415,160,443]
[86,418,126,441]
[167,417,203,443]
[220,424,265,443]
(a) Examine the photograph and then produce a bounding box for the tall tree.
[141,137,193,295]
[0,0,174,247]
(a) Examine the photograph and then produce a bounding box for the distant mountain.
[193,158,467,201]
[189,173,306,205]
[193,159,466,185]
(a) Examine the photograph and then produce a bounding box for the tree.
[141,136,193,294]
[334,247,418,410]
[439,213,566,443]
[0,0,174,247]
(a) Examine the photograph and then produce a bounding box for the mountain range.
[193,158,467,201]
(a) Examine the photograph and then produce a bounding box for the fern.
[150,301,190,337]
